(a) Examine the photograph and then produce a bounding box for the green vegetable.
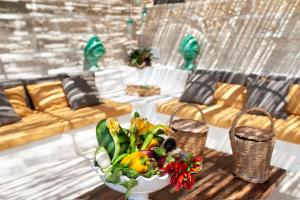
[94,146,111,169]
[122,167,140,179]
[141,133,153,150]
[133,111,140,118]
[129,128,137,153]
[112,153,128,166]
[153,146,166,157]
[96,119,129,161]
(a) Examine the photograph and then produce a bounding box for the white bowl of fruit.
[92,112,202,200]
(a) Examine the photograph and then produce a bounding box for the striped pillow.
[62,73,102,110]
[26,81,69,111]
[180,72,218,105]
[5,86,32,117]
[246,79,291,119]
[0,88,21,126]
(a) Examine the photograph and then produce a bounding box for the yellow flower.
[106,118,120,134]
[130,117,154,135]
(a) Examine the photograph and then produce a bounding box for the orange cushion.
[91,99,133,117]
[286,84,300,115]
[204,105,241,128]
[4,86,32,117]
[156,99,207,120]
[214,82,246,109]
[45,107,106,131]
[27,81,68,111]
[274,115,300,144]
[0,112,66,151]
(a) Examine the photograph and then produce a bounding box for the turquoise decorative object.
[84,35,105,71]
[127,18,134,35]
[178,35,201,71]
[142,7,148,19]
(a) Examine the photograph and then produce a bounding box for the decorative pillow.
[0,88,21,126]
[0,79,33,109]
[246,79,292,119]
[25,74,68,85]
[246,73,260,85]
[266,74,287,81]
[62,73,102,110]
[180,73,218,105]
[286,84,300,116]
[221,72,247,85]
[4,86,32,117]
[214,83,246,109]
[26,81,68,111]
[293,78,300,84]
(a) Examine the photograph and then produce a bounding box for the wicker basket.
[229,108,275,183]
[169,104,208,157]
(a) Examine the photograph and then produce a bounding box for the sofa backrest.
[193,69,300,116]
[0,72,96,114]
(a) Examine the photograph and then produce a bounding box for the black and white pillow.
[246,79,291,119]
[0,88,21,126]
[266,74,287,82]
[221,72,247,85]
[180,72,219,105]
[62,73,102,110]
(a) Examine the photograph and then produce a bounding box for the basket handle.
[169,103,206,127]
[230,107,274,136]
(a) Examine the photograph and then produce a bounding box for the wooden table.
[76,148,286,200]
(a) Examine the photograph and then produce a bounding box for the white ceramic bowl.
[92,162,170,200]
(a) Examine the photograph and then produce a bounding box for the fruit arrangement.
[94,112,202,198]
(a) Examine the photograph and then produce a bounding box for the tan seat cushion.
[213,83,246,110]
[204,105,241,128]
[27,81,69,111]
[45,99,131,131]
[0,99,132,151]
[45,107,106,131]
[157,99,240,128]
[4,86,32,117]
[275,115,300,144]
[91,99,133,117]
[156,99,207,120]
[286,84,300,116]
[0,112,66,151]
[157,99,300,144]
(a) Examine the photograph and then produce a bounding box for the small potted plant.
[92,112,203,200]
[128,48,153,69]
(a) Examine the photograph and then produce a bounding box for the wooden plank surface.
[76,148,286,200]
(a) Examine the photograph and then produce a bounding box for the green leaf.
[143,164,157,178]
[166,154,175,164]
[122,168,140,179]
[153,147,166,157]
[187,153,193,159]
[121,179,138,199]
[105,168,122,184]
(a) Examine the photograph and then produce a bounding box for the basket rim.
[230,125,275,142]
[170,118,208,134]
